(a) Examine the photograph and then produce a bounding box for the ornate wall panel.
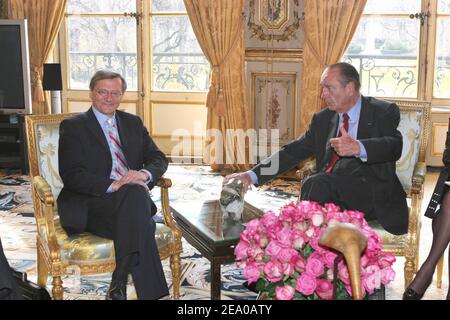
[245,0,304,145]
[245,0,304,50]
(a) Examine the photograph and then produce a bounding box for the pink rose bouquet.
[235,201,396,300]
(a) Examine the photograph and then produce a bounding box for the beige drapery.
[184,0,250,171]
[299,0,366,132]
[10,0,67,115]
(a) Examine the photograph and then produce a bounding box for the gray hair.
[89,70,127,93]
[328,62,361,91]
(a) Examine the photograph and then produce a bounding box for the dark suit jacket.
[425,119,450,219]
[0,237,21,300]
[57,107,168,234]
[252,96,408,234]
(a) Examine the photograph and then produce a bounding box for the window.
[151,0,209,92]
[343,0,421,99]
[343,0,450,106]
[435,0,450,98]
[66,0,138,90]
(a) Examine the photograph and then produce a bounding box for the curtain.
[299,0,366,132]
[184,0,250,171]
[10,0,67,115]
[0,0,7,18]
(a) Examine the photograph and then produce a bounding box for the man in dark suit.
[57,70,169,300]
[225,62,408,235]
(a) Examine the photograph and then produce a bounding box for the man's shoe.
[402,288,424,300]
[106,281,127,300]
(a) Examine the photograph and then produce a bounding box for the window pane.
[438,0,450,13]
[343,17,420,98]
[363,0,420,14]
[152,0,186,12]
[434,18,450,98]
[67,17,138,90]
[152,16,209,92]
[68,0,135,14]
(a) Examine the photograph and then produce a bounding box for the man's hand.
[223,172,252,193]
[329,127,360,157]
[112,170,149,192]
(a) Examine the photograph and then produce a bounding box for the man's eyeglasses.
[95,89,123,98]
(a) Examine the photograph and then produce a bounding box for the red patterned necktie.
[107,118,129,180]
[325,113,349,173]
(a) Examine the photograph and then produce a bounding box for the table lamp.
[43,63,63,114]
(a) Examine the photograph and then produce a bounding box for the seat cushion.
[368,221,408,252]
[52,218,175,264]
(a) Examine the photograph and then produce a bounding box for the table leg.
[211,261,221,300]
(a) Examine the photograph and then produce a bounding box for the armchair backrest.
[393,100,431,195]
[25,114,78,202]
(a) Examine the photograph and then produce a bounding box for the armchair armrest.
[296,158,317,182]
[411,162,427,195]
[32,175,60,250]
[33,175,55,206]
[155,177,182,237]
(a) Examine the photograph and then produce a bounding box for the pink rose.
[291,229,306,249]
[294,255,306,273]
[362,265,381,294]
[338,262,351,285]
[265,240,282,257]
[234,242,249,261]
[276,226,293,248]
[316,279,333,300]
[243,263,261,284]
[296,273,317,296]
[281,261,294,277]
[378,253,396,268]
[277,248,299,262]
[275,284,295,300]
[380,266,396,285]
[311,212,325,227]
[305,256,325,277]
[322,251,338,268]
[261,212,279,230]
[263,259,284,283]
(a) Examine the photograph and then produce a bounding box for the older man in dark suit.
[225,62,408,236]
[57,70,168,300]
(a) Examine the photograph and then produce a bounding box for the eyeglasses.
[95,89,123,98]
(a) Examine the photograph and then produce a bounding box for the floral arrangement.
[235,201,396,300]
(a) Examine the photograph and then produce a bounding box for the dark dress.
[425,118,450,219]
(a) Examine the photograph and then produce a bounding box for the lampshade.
[42,63,62,91]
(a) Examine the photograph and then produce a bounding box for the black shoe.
[402,288,424,300]
[106,281,127,300]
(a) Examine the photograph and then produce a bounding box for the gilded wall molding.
[245,48,303,62]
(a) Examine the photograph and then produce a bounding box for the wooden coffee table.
[170,200,263,300]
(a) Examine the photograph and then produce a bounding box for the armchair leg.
[52,276,64,300]
[436,254,444,289]
[37,250,48,287]
[404,255,415,289]
[170,254,181,300]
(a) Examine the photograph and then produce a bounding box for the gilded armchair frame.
[297,100,431,288]
[25,113,182,300]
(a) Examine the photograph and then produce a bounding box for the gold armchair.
[297,100,432,288]
[25,113,182,300]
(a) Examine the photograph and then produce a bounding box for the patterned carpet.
[0,165,298,300]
